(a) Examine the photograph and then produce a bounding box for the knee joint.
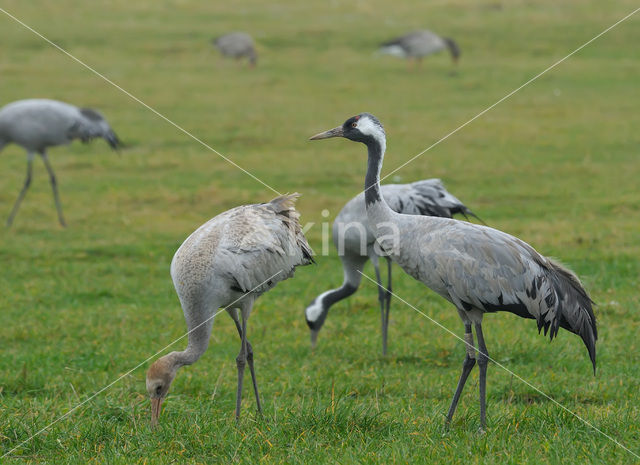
[463,355,476,369]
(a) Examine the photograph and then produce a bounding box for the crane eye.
[351,122,357,128]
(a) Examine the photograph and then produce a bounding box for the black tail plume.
[105,130,122,151]
[443,37,461,62]
[547,260,597,373]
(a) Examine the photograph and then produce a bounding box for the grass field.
[1,0,639,463]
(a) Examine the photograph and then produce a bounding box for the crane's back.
[385,214,596,367]
[171,195,313,308]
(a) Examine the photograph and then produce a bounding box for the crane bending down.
[310,113,596,428]
[146,194,313,425]
[0,99,121,227]
[305,180,481,355]
[212,32,257,67]
[378,30,460,67]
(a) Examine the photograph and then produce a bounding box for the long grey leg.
[235,313,248,420]
[6,152,34,227]
[40,151,66,227]
[383,258,393,352]
[475,323,489,430]
[246,339,262,415]
[370,254,388,356]
[446,323,476,425]
[229,310,262,415]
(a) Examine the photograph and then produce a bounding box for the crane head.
[146,356,178,427]
[310,113,386,148]
[305,297,327,350]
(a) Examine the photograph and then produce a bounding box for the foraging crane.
[379,30,460,66]
[310,113,597,428]
[146,194,313,425]
[0,99,121,227]
[212,32,257,67]
[305,180,481,355]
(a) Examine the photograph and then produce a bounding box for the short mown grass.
[1,0,639,463]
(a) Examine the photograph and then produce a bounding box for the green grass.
[1,0,640,463]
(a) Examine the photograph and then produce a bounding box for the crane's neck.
[364,138,395,226]
[165,316,213,371]
[306,282,358,327]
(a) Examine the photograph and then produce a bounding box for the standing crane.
[0,99,121,227]
[379,30,460,67]
[212,32,257,67]
[310,113,597,429]
[146,194,313,425]
[305,180,481,355]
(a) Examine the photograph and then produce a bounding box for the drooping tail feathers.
[411,179,485,224]
[268,193,315,264]
[544,259,597,373]
[443,37,461,61]
[105,130,122,150]
[451,205,486,225]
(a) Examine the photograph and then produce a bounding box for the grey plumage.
[0,99,121,227]
[310,113,596,429]
[379,30,460,64]
[305,180,481,355]
[213,32,257,67]
[394,215,597,362]
[146,194,313,425]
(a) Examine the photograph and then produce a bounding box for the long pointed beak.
[309,126,344,140]
[310,329,319,350]
[150,397,163,427]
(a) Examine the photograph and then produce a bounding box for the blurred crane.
[212,32,257,67]
[379,30,460,67]
[310,113,597,429]
[0,99,121,227]
[305,180,481,355]
[146,194,313,425]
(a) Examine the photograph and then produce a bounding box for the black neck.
[324,283,358,309]
[307,283,358,330]
[364,140,384,207]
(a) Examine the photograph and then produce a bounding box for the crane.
[0,98,121,227]
[379,30,460,67]
[310,113,596,429]
[146,194,313,425]
[305,180,481,355]
[212,32,257,67]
